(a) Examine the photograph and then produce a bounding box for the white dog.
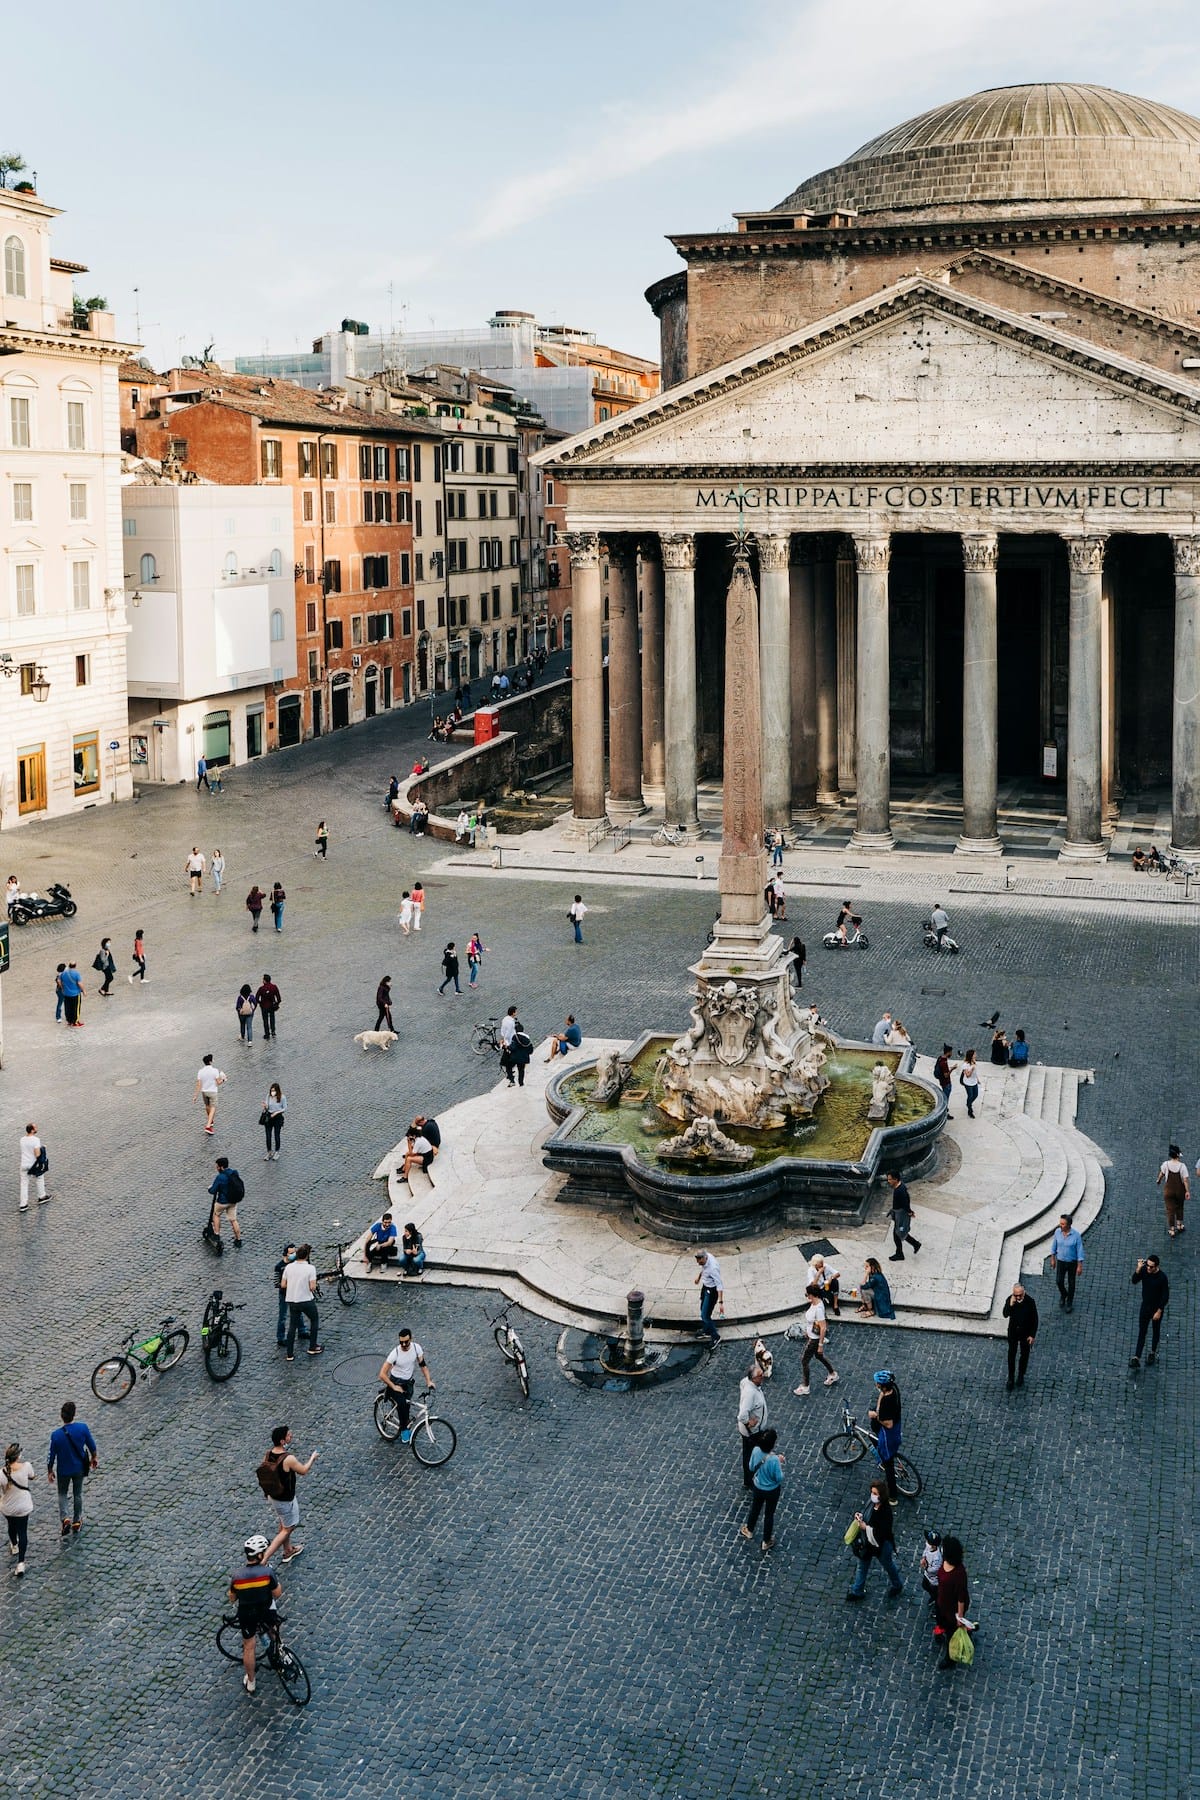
[354,1030,398,1052]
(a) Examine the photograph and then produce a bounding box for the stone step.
[1059,1072,1080,1129]
[1023,1065,1047,1117]
[1040,1066,1064,1124]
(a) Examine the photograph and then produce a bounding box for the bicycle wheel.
[271,1641,311,1708]
[494,1325,516,1361]
[514,1349,530,1400]
[821,1430,867,1468]
[893,1454,923,1499]
[411,1415,457,1466]
[337,1275,357,1306]
[374,1392,403,1441]
[472,1025,495,1056]
[91,1355,135,1403]
[205,1328,242,1382]
[153,1328,189,1372]
[216,1618,244,1664]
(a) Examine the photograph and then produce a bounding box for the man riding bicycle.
[378,1328,435,1444]
[228,1529,287,1695]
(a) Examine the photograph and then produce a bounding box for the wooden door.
[17,745,46,815]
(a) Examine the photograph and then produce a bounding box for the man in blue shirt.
[546,1015,582,1059]
[1049,1212,1084,1313]
[365,1211,399,1269]
[47,1400,98,1537]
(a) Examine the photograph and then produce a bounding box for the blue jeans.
[239,1014,253,1042]
[850,1539,903,1596]
[56,1471,85,1524]
[772,846,783,867]
[573,919,583,943]
[699,1286,720,1343]
[277,1289,310,1345]
[286,1299,319,1355]
[272,904,284,931]
[402,1248,426,1276]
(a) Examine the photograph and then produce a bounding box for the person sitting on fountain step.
[857,1257,896,1320]
[806,1255,841,1317]
[545,1014,582,1061]
[365,1212,399,1269]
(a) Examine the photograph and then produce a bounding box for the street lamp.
[0,653,50,702]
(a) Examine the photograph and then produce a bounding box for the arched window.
[270,608,285,642]
[139,553,157,583]
[4,236,25,298]
[223,551,238,577]
[267,548,282,576]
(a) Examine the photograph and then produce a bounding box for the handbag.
[258,1107,271,1127]
[30,1146,48,1177]
[948,1626,975,1666]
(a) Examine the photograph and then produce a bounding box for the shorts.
[271,1497,300,1530]
[239,1606,277,1641]
[213,1201,239,1225]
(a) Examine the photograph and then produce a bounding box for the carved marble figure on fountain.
[591,1050,630,1105]
[657,1117,755,1166]
[867,1060,897,1122]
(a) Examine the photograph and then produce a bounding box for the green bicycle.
[90,1316,190,1402]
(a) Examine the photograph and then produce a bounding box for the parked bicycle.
[316,1237,358,1306]
[488,1302,530,1398]
[652,823,690,846]
[472,1016,502,1056]
[818,1401,923,1497]
[216,1610,310,1707]
[373,1390,458,1466]
[201,1290,244,1382]
[91,1316,189,1402]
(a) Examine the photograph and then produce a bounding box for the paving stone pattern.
[0,699,1193,1800]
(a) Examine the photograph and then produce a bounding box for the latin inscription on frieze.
[695,483,1173,512]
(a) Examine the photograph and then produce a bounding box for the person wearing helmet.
[868,1370,903,1502]
[919,1529,944,1609]
[227,1528,287,1695]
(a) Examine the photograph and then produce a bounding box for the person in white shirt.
[806,1255,841,1316]
[693,1250,724,1344]
[794,1283,839,1395]
[378,1328,435,1442]
[736,1366,768,1489]
[19,1124,48,1212]
[1,1440,35,1575]
[185,847,206,897]
[281,1244,322,1359]
[569,894,588,945]
[499,1006,518,1049]
[193,1055,227,1136]
[5,875,19,917]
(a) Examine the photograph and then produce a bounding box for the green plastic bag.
[948,1627,975,1666]
[843,1519,861,1547]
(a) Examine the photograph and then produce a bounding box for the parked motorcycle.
[822,917,869,950]
[9,882,77,925]
[922,918,960,954]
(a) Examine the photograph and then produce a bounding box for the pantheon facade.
[538,82,1200,858]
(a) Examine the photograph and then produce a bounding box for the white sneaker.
[14,1562,24,1577]
[128,974,134,984]
[8,1542,17,1556]
[824,1372,840,1386]
[243,1674,256,1694]
[793,1384,810,1396]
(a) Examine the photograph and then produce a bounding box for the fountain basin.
[544,1031,943,1239]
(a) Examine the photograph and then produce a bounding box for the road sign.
[109,740,121,751]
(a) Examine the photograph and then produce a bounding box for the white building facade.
[123,482,297,783]
[0,186,135,826]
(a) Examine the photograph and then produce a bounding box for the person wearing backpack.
[235,984,258,1045]
[1,1440,35,1575]
[255,1424,318,1564]
[208,1156,245,1249]
[46,1401,97,1538]
[93,937,116,998]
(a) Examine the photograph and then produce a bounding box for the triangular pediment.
[544,277,1200,471]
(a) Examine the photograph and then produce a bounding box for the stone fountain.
[544,535,944,1239]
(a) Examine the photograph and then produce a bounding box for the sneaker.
[37,1194,50,1205]
[401,1429,413,1444]
[14,1562,24,1577]
[204,1126,214,1135]
[739,1525,753,1540]
[243,1675,256,1695]
[761,1538,775,1552]
[285,1355,294,1363]
[824,1372,840,1386]
[1147,1351,1157,1366]
[128,974,134,984]
[911,1242,922,1256]
[281,1545,304,1563]
[793,1384,810,1396]
[18,1203,28,1213]
[844,1592,864,1603]
[71,1521,82,1534]
[887,1253,904,1262]
[1128,1356,1139,1368]
[307,1345,324,1356]
[232,1237,242,1249]
[60,1520,71,1537]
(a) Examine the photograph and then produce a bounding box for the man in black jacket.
[1002,1283,1038,1389]
[1130,1256,1170,1367]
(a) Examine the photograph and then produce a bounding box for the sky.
[7,0,1200,372]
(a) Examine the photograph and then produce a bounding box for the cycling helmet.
[873,1369,895,1386]
[243,1533,271,1559]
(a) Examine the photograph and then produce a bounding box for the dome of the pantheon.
[775,83,1200,221]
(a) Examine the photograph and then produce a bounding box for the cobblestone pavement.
[0,693,1194,1800]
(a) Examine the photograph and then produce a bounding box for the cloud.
[466,0,1193,242]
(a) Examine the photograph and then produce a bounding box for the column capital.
[638,536,662,564]
[961,532,999,573]
[1065,535,1107,575]
[1173,535,1200,576]
[661,533,696,571]
[565,531,599,570]
[754,532,791,572]
[852,535,890,575]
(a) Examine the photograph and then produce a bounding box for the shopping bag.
[948,1627,975,1666]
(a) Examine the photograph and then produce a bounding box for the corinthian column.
[814,552,839,804]
[790,538,818,814]
[662,533,699,831]
[1172,535,1200,851]
[639,539,665,802]
[956,533,1002,856]
[566,531,605,826]
[605,538,644,817]
[849,535,893,850]
[756,532,791,828]
[1060,535,1108,861]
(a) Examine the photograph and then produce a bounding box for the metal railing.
[611,823,631,854]
[586,818,613,852]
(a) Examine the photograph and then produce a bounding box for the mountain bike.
[472,1016,502,1055]
[216,1610,310,1707]
[488,1301,530,1398]
[316,1237,357,1305]
[373,1390,457,1465]
[201,1290,244,1382]
[820,1402,923,1498]
[91,1317,190,1402]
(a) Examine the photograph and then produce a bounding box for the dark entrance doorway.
[277,697,301,748]
[331,678,351,730]
[997,570,1043,778]
[364,672,377,718]
[933,568,964,774]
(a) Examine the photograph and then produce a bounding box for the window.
[75,653,90,686]
[367,611,394,642]
[511,583,520,614]
[73,732,100,795]
[478,491,488,520]
[448,540,468,573]
[490,490,499,518]
[261,438,282,478]
[447,596,457,628]
[325,619,344,652]
[599,406,610,422]
[414,552,424,582]
[298,441,316,478]
[4,235,26,298]
[492,537,504,568]
[308,648,320,683]
[414,499,423,537]
[546,479,555,504]
[69,482,88,520]
[323,559,342,594]
[71,560,91,610]
[14,564,36,616]
[417,599,426,630]
[305,599,318,633]
[270,608,285,642]
[351,614,364,647]
[474,445,484,474]
[429,550,444,579]
[321,441,338,479]
[67,401,86,450]
[12,482,32,522]
[123,517,137,537]
[400,552,411,586]
[324,491,336,524]
[302,491,314,522]
[19,664,36,695]
[224,551,238,578]
[267,549,282,576]
[507,447,519,475]
[374,445,389,481]
[139,553,158,583]
[397,490,412,523]
[10,395,31,448]
[480,540,492,571]
[508,490,518,517]
[509,537,519,566]
[395,446,410,481]
[171,437,188,462]
[363,554,389,589]
[401,607,412,636]
[546,521,558,545]
[446,442,464,474]
[304,547,316,585]
[358,443,372,481]
[414,444,423,482]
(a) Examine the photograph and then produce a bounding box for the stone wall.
[399,678,572,838]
